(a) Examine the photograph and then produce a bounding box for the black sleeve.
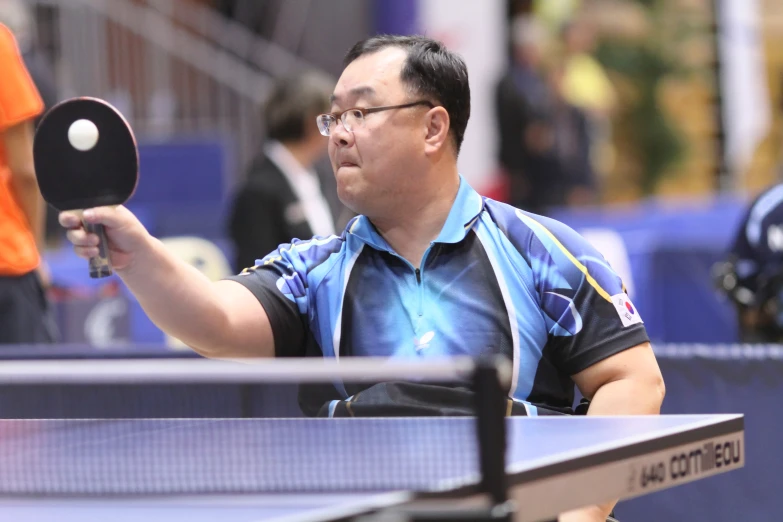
[223,265,307,358]
[548,280,650,376]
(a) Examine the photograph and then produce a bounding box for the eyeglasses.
[316,100,434,137]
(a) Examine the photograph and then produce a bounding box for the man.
[61,35,665,521]
[713,183,783,342]
[228,71,344,272]
[0,22,57,344]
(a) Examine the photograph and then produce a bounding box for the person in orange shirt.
[0,22,57,344]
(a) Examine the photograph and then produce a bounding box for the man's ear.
[423,106,451,155]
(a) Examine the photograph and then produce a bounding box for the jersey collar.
[348,175,485,251]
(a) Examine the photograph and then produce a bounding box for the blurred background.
[1,0,781,519]
[1,0,780,347]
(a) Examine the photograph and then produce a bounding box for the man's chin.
[336,181,365,214]
[335,167,363,187]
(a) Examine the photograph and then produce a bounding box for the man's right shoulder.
[241,216,364,280]
[249,233,348,274]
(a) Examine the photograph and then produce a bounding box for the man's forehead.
[331,47,407,105]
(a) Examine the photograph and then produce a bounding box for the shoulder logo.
[612,293,643,327]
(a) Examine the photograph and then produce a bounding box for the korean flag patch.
[612,293,643,327]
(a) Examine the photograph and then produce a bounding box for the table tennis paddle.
[33,97,139,279]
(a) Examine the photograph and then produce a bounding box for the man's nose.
[331,119,352,146]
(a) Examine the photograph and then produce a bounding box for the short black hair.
[264,70,334,142]
[343,35,471,155]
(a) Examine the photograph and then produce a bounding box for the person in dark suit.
[228,71,348,272]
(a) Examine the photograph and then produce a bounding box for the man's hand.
[59,205,151,274]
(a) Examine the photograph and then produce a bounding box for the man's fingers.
[73,246,99,259]
[58,211,82,229]
[64,217,102,259]
[61,206,126,228]
[82,205,128,228]
[66,228,99,247]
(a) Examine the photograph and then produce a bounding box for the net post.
[473,356,509,507]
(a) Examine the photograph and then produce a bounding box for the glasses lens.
[316,115,334,136]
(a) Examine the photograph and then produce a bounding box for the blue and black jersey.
[226,176,648,416]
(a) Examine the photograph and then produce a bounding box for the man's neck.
[372,173,460,269]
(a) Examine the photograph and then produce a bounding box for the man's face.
[327,47,429,217]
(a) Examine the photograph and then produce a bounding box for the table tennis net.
[0,356,510,418]
[0,357,510,497]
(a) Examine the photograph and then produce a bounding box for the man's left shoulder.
[481,199,592,254]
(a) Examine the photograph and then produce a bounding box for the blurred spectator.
[0,22,58,344]
[559,16,617,182]
[533,0,582,30]
[548,63,597,207]
[713,183,783,343]
[0,1,57,123]
[495,15,558,214]
[227,71,344,272]
[494,15,594,215]
[0,0,61,246]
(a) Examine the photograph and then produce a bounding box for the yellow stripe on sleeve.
[517,212,613,303]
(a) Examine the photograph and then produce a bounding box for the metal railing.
[27,0,319,181]
[144,0,315,78]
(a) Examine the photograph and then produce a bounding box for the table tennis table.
[0,413,743,522]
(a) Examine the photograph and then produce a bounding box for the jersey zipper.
[416,244,436,317]
[415,268,422,317]
[392,245,434,319]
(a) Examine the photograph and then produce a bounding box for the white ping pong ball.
[68,119,99,151]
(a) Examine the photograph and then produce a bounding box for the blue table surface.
[0,415,738,521]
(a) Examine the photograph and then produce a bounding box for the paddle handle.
[83,221,113,278]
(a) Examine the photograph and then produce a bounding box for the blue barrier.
[129,135,234,239]
[617,345,781,521]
